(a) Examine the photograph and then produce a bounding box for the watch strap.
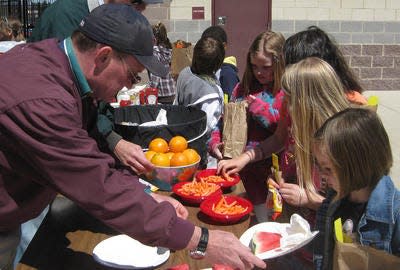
[189,227,208,259]
[197,227,208,252]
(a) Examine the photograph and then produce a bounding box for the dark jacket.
[29,0,90,42]
[218,56,239,100]
[0,39,194,250]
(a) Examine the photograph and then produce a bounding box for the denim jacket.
[314,175,400,270]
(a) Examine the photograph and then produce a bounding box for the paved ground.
[365,91,400,188]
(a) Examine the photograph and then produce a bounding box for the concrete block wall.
[272,0,400,91]
[143,0,400,91]
[272,0,400,21]
[272,20,400,91]
[143,0,211,44]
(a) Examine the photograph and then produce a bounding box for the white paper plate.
[93,234,170,269]
[239,222,318,260]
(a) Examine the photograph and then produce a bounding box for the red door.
[212,0,272,79]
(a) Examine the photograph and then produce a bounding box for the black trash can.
[114,105,208,169]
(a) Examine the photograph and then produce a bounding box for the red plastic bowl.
[172,181,222,204]
[200,195,253,224]
[195,169,240,188]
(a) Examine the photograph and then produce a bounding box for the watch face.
[189,250,206,260]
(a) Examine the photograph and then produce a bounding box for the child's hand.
[267,177,280,189]
[278,183,308,207]
[246,94,256,105]
[217,155,249,176]
[211,142,224,160]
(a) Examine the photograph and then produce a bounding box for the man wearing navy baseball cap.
[77,3,167,83]
[0,4,265,270]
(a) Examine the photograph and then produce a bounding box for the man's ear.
[94,46,113,72]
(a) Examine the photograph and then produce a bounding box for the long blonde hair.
[282,57,350,194]
[239,31,285,97]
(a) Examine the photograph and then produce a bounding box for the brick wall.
[341,44,400,90]
[272,0,400,21]
[273,20,400,91]
[143,3,400,91]
[143,1,211,44]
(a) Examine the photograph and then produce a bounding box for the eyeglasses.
[118,55,141,85]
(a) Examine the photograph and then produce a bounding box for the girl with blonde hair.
[213,31,286,222]
[281,57,350,203]
[219,57,351,268]
[217,26,367,181]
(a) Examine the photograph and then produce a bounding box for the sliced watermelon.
[250,231,282,254]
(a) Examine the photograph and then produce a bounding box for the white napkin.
[92,234,169,268]
[280,214,313,248]
[139,109,168,127]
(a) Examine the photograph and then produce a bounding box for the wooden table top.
[17,182,256,270]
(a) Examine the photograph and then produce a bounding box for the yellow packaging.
[266,184,283,220]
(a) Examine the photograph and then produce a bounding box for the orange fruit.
[151,153,170,167]
[170,153,189,167]
[145,150,156,161]
[183,148,200,164]
[149,138,169,153]
[169,136,188,153]
[166,152,174,160]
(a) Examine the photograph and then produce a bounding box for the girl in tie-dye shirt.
[209,31,285,222]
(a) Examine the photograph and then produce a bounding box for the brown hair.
[0,17,11,41]
[0,17,25,42]
[71,30,99,51]
[314,108,392,198]
[191,36,224,76]
[152,22,172,49]
[240,31,285,97]
[8,18,25,41]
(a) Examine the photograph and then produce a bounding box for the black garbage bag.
[114,105,208,168]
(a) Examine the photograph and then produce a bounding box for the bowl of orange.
[172,181,222,205]
[200,195,253,224]
[144,136,201,191]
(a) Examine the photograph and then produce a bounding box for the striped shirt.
[149,46,176,97]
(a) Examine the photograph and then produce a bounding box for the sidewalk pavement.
[365,91,400,188]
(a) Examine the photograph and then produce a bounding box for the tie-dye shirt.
[208,83,284,153]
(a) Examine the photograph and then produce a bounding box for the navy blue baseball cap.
[78,4,167,77]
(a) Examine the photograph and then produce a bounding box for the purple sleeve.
[5,98,194,250]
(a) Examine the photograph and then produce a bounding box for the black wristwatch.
[189,227,209,259]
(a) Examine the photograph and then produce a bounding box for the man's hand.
[114,139,154,174]
[206,229,266,269]
[151,193,188,219]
